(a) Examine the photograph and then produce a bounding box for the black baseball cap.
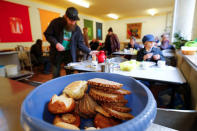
[65,7,80,21]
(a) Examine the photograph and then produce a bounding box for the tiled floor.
[29,65,66,83]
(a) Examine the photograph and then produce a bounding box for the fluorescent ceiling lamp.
[147,9,158,16]
[107,14,119,19]
[68,0,90,8]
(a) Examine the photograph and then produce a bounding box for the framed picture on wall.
[127,23,142,39]
[84,19,93,40]
[96,22,102,40]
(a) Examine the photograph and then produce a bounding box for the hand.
[56,43,65,51]
[143,53,153,60]
[89,50,99,56]
[153,54,160,60]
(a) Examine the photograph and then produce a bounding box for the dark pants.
[52,51,72,78]
[31,55,51,73]
[42,56,51,73]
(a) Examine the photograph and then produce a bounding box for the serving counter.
[176,51,197,110]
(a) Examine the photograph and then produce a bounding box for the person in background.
[83,27,89,48]
[154,36,161,47]
[90,38,99,50]
[30,39,51,74]
[82,27,90,60]
[137,34,165,62]
[127,36,141,50]
[44,7,97,78]
[160,34,174,50]
[104,27,120,56]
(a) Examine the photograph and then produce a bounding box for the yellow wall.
[0,0,173,50]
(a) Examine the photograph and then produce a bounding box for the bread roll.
[48,94,75,114]
[55,122,79,130]
[63,81,88,99]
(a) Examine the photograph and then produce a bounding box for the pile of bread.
[48,78,133,130]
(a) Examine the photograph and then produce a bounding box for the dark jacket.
[127,43,141,50]
[104,33,120,53]
[30,43,42,58]
[44,17,90,63]
[90,41,99,50]
[137,47,165,62]
[30,43,43,65]
[160,40,174,50]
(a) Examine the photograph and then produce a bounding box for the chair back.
[15,45,33,72]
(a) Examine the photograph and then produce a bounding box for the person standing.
[83,27,89,48]
[82,27,89,60]
[44,7,96,78]
[104,27,120,56]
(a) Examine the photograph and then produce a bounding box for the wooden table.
[0,77,35,131]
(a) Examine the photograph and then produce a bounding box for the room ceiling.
[30,0,174,21]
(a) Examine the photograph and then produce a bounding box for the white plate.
[140,61,156,69]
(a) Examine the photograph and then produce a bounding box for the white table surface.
[65,61,186,84]
[113,66,186,84]
[112,51,137,56]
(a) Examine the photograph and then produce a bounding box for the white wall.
[103,14,172,43]
[0,0,104,50]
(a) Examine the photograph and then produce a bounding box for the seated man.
[160,34,174,50]
[127,36,141,50]
[30,39,51,74]
[90,38,100,50]
[137,34,165,62]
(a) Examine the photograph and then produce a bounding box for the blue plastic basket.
[21,72,157,131]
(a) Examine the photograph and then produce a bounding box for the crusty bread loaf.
[95,105,111,117]
[101,104,131,113]
[48,94,75,114]
[88,78,123,89]
[89,88,124,102]
[98,101,128,107]
[91,86,131,95]
[54,122,80,130]
[53,114,80,127]
[102,106,134,120]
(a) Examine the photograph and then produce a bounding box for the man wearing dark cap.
[136,34,165,62]
[104,27,120,56]
[44,7,96,78]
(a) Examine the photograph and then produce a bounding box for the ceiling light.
[68,0,90,8]
[147,9,158,16]
[107,14,119,19]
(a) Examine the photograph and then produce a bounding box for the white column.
[192,3,197,40]
[171,0,196,41]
